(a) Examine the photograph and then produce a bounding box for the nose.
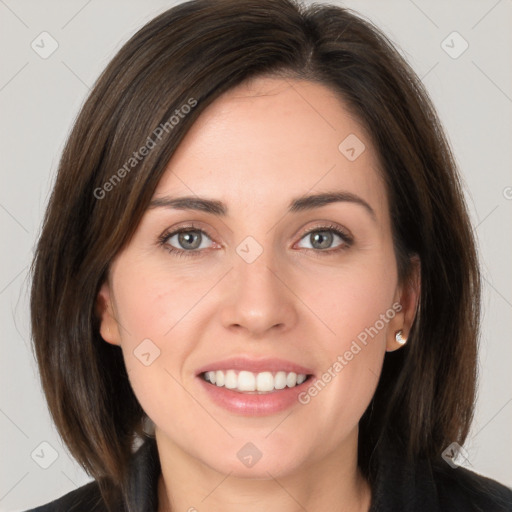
[219,246,299,338]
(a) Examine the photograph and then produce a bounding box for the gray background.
[1,0,511,510]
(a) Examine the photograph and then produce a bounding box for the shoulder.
[22,437,160,512]
[21,480,109,512]
[370,441,512,511]
[431,459,512,511]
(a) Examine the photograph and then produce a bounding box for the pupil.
[179,231,201,250]
[312,231,332,249]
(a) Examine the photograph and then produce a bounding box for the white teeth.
[238,371,256,391]
[203,370,309,393]
[225,370,237,389]
[256,371,273,392]
[274,371,287,390]
[286,372,297,387]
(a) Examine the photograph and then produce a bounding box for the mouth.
[195,357,316,415]
[199,369,314,394]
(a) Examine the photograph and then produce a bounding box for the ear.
[96,280,121,346]
[386,255,421,352]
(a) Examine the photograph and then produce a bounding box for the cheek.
[305,249,397,344]
[112,257,210,341]
[298,251,396,424]
[110,261,210,419]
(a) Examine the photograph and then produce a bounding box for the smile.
[201,370,311,393]
[195,356,316,414]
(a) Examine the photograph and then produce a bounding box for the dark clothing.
[24,437,512,511]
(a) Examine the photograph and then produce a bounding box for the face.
[98,76,418,479]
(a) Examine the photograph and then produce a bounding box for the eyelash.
[157,222,353,259]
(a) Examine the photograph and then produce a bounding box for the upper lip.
[195,356,314,376]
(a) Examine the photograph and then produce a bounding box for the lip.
[195,356,315,376]
[195,356,315,416]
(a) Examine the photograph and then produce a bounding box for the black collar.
[123,436,161,511]
[121,436,512,512]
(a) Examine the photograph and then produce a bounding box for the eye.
[158,223,353,258]
[295,224,353,253]
[158,225,215,258]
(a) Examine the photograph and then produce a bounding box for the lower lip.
[197,375,313,415]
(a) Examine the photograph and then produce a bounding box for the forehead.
[155,77,387,219]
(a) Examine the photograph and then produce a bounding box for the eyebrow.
[148,191,376,221]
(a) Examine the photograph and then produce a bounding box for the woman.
[27,0,512,510]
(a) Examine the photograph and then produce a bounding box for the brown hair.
[30,0,480,508]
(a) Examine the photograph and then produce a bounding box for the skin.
[97,76,420,512]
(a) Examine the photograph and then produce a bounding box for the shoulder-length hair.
[30,0,480,508]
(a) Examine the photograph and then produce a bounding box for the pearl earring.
[395,330,407,345]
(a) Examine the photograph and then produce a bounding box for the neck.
[156,428,372,512]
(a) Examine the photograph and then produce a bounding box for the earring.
[395,330,407,345]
